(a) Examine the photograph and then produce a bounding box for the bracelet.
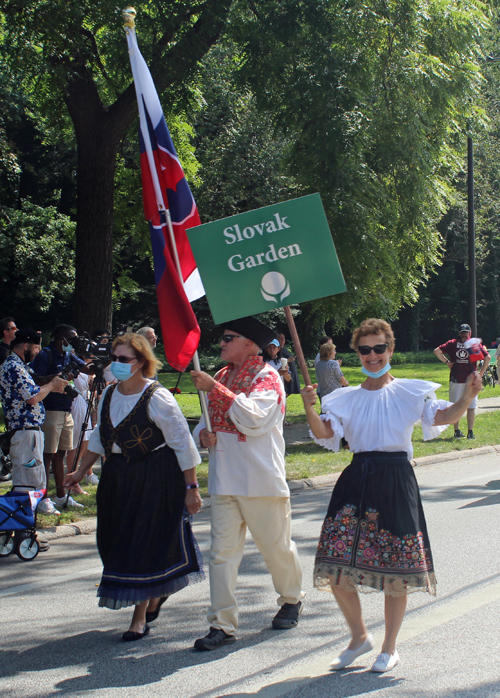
[186,482,199,490]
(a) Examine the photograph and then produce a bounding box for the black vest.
[100,383,165,462]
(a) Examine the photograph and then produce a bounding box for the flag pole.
[123,6,212,432]
[284,306,312,387]
[164,209,213,433]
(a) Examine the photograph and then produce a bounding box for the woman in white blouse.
[301,318,481,673]
[64,334,203,642]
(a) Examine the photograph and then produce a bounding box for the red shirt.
[439,338,487,383]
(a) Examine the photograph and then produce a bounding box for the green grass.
[1,360,497,528]
[160,361,499,421]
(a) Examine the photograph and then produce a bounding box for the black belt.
[15,426,41,432]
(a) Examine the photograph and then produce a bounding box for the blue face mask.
[62,344,73,353]
[361,363,392,379]
[110,361,138,381]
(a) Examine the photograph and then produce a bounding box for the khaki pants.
[208,494,304,634]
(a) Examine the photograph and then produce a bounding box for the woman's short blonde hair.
[319,343,336,360]
[112,333,162,379]
[350,318,395,351]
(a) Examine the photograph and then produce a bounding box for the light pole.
[468,56,500,337]
[467,133,476,336]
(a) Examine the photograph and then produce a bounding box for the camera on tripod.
[59,360,81,399]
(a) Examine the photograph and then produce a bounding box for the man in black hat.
[0,329,67,499]
[190,316,304,651]
[434,323,489,439]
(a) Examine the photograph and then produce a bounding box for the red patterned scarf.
[208,356,265,441]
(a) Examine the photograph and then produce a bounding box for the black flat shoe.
[122,624,150,642]
[145,596,169,624]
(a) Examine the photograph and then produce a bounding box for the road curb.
[40,443,500,541]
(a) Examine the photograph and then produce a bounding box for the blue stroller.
[0,488,45,561]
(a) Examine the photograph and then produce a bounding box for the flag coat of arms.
[126,25,203,371]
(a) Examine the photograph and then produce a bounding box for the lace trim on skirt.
[314,562,437,597]
[97,532,204,610]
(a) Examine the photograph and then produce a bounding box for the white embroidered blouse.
[312,378,452,460]
[193,360,288,497]
[88,380,201,472]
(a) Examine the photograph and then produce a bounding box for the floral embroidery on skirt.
[314,451,436,596]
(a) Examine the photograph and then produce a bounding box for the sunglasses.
[110,354,137,363]
[221,334,243,343]
[357,343,388,355]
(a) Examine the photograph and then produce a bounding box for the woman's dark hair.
[318,335,332,348]
[51,324,77,339]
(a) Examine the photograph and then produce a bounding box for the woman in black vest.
[64,334,203,641]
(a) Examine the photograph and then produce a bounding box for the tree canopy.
[0,0,496,352]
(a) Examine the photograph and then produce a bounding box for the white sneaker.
[84,473,99,486]
[54,495,85,509]
[38,498,61,516]
[330,634,375,670]
[370,650,400,673]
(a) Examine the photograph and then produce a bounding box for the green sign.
[187,193,346,324]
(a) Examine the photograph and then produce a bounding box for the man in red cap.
[434,323,489,439]
[191,316,304,651]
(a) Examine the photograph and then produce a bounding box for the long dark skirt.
[96,445,204,609]
[314,451,436,596]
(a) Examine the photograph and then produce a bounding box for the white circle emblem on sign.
[261,272,291,303]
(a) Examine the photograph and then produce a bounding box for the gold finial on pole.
[122,6,136,28]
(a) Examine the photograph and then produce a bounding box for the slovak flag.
[125,25,203,371]
[464,337,486,363]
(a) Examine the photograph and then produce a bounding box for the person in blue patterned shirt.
[0,329,67,501]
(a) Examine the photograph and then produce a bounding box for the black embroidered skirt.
[95,444,204,609]
[314,451,436,596]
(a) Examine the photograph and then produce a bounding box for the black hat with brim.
[12,329,42,347]
[221,317,278,351]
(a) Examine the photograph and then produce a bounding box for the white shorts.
[449,382,477,410]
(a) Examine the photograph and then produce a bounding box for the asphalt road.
[1,450,500,698]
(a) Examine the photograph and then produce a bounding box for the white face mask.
[110,360,138,381]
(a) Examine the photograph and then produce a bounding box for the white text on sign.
[224,213,302,273]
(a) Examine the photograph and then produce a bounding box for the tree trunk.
[65,76,137,336]
[73,129,117,335]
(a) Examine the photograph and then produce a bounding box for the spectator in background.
[138,327,157,349]
[315,336,333,366]
[31,324,89,513]
[434,323,489,440]
[495,340,500,381]
[0,329,67,548]
[278,333,300,395]
[66,360,99,491]
[0,317,17,365]
[138,327,159,380]
[316,342,349,401]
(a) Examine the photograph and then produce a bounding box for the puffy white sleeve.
[421,394,453,441]
[148,388,201,471]
[208,370,285,437]
[309,411,344,452]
